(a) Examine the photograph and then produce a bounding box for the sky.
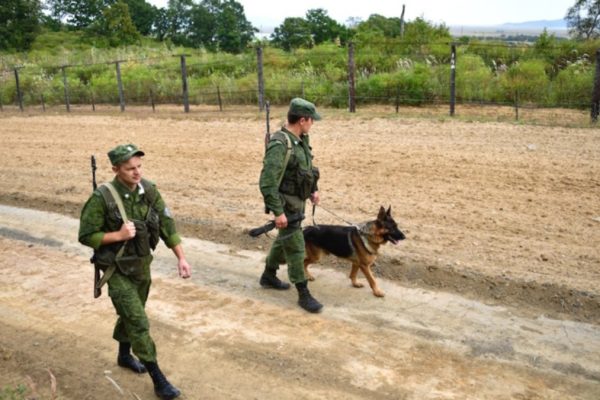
[146,0,573,30]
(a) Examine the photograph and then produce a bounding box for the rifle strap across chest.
[95,182,130,290]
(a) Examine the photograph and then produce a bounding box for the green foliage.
[0,384,28,400]
[498,59,551,104]
[93,1,142,47]
[566,0,600,40]
[552,57,594,107]
[271,18,313,51]
[0,0,42,51]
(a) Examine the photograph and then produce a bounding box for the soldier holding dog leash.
[258,98,324,313]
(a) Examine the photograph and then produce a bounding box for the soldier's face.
[300,117,314,134]
[113,156,143,189]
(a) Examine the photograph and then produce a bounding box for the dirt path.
[1,205,599,399]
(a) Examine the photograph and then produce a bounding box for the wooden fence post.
[150,89,155,112]
[41,94,45,112]
[14,68,23,112]
[115,61,125,112]
[449,44,456,116]
[217,85,223,111]
[180,55,190,113]
[256,47,265,111]
[62,66,71,112]
[591,49,600,123]
[348,42,356,113]
[395,85,400,114]
[91,90,96,112]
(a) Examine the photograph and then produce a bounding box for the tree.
[93,0,141,46]
[566,0,600,39]
[122,0,157,36]
[271,17,313,51]
[305,8,344,45]
[0,0,42,50]
[47,0,108,29]
[214,0,256,53]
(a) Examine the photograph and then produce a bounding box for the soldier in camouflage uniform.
[259,98,323,313]
[79,144,191,400]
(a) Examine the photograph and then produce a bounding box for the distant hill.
[500,19,567,30]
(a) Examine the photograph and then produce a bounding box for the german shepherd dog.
[303,206,405,297]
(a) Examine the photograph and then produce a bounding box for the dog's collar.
[355,223,377,255]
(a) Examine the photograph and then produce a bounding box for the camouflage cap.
[288,98,322,121]
[108,143,145,166]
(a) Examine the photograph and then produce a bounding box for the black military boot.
[295,281,323,313]
[143,361,181,400]
[117,342,147,373]
[259,266,290,290]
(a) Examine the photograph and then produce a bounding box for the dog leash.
[312,204,356,227]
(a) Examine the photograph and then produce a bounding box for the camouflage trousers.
[107,256,156,363]
[265,223,306,284]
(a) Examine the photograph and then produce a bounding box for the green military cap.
[288,97,322,121]
[108,143,145,166]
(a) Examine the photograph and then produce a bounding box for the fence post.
[150,89,155,112]
[256,46,265,111]
[348,42,356,113]
[41,94,45,112]
[217,85,223,111]
[91,90,96,112]
[301,80,305,99]
[14,68,23,112]
[180,55,190,113]
[62,66,71,112]
[449,44,456,117]
[591,49,600,123]
[395,85,400,114]
[115,61,125,112]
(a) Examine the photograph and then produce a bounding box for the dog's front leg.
[349,263,364,288]
[361,264,385,297]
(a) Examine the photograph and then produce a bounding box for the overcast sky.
[146,0,572,29]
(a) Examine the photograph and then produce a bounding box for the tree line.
[4,0,600,54]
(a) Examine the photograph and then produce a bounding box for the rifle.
[90,155,101,299]
[249,213,305,237]
[264,100,270,151]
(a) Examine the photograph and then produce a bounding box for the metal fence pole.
[257,47,265,111]
[450,44,457,117]
[180,55,190,113]
[115,61,125,112]
[348,42,356,113]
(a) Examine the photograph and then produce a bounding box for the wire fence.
[0,43,599,125]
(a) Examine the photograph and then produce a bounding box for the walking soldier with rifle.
[258,98,324,313]
[79,144,191,400]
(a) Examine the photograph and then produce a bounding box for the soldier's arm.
[152,187,182,249]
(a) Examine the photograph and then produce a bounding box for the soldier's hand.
[178,259,192,279]
[275,213,288,229]
[120,221,136,240]
[310,191,320,205]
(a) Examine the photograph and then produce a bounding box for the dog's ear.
[378,206,386,221]
[387,205,392,215]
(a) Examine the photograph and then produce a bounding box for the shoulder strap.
[101,183,129,223]
[95,182,129,291]
[271,131,292,187]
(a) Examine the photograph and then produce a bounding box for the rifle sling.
[96,182,130,290]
